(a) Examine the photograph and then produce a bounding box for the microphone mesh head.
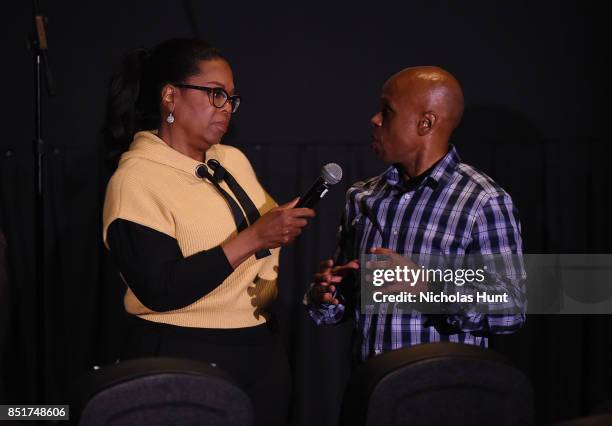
[322,163,343,185]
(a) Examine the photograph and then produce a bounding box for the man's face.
[370,79,420,164]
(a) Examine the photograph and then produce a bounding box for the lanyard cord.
[196,163,271,259]
[208,159,263,227]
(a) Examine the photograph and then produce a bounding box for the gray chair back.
[340,342,534,426]
[75,357,253,426]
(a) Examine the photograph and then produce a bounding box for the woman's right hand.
[222,198,315,268]
[250,198,316,249]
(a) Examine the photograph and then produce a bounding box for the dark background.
[0,1,610,425]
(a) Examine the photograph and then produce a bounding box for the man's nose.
[370,112,382,128]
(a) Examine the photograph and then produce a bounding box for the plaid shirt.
[304,145,526,362]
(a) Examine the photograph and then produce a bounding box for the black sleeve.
[106,218,234,312]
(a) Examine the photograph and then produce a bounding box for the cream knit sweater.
[103,131,280,328]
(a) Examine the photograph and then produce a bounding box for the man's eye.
[382,106,391,117]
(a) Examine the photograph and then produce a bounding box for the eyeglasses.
[173,83,241,113]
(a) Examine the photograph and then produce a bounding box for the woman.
[102,38,314,426]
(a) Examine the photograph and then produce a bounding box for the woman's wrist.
[240,226,262,254]
[221,226,262,269]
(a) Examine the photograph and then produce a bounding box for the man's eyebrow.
[380,97,393,108]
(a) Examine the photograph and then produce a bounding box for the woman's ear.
[161,84,175,113]
[417,111,437,136]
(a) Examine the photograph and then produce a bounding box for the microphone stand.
[28,0,55,403]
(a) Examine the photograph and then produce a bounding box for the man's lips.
[371,138,382,154]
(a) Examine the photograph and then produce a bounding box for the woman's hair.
[103,38,224,162]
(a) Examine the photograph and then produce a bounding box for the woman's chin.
[206,130,227,145]
[201,134,223,148]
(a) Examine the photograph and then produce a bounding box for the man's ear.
[417,111,437,136]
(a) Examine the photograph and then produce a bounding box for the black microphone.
[296,163,343,208]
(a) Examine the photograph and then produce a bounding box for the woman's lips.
[212,121,229,132]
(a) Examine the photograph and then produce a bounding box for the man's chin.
[371,143,386,161]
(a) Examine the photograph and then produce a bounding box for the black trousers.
[121,314,291,426]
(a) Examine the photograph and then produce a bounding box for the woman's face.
[172,58,236,150]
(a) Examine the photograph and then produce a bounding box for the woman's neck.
[158,124,209,162]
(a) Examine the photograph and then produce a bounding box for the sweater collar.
[120,130,226,180]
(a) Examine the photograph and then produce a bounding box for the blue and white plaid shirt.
[304,145,526,362]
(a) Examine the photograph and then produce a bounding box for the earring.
[166,112,175,124]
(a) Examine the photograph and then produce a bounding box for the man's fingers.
[319,259,333,269]
[321,293,339,305]
[365,260,391,269]
[314,272,342,283]
[314,272,329,282]
[311,282,339,305]
[315,284,336,294]
[371,247,394,255]
[346,259,360,268]
[321,293,333,303]
[368,248,398,269]
[317,259,334,275]
[371,247,393,253]
[332,260,360,275]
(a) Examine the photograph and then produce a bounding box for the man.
[304,66,525,363]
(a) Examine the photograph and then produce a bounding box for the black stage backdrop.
[0,1,609,425]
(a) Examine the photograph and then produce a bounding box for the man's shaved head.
[371,66,464,172]
[384,66,464,131]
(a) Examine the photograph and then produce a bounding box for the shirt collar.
[384,144,461,191]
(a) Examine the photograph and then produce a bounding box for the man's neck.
[400,145,448,180]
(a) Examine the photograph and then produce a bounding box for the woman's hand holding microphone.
[222,198,315,268]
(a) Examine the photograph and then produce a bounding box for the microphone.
[296,163,343,208]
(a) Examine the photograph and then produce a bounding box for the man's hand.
[368,247,428,294]
[310,258,360,305]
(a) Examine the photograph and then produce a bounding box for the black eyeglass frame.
[173,83,241,113]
